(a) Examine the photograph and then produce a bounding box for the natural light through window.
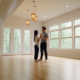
[14,29,21,53]
[61,29,72,49]
[61,21,72,28]
[74,19,80,49]
[3,28,11,53]
[49,18,80,50]
[50,25,59,49]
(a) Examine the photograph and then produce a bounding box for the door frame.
[22,27,32,55]
[1,25,32,55]
[1,25,12,55]
[12,27,22,55]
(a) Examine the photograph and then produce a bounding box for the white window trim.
[50,28,59,49]
[49,18,80,50]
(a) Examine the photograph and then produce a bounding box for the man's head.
[42,26,46,32]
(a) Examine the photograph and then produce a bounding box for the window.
[75,19,80,26]
[3,28,11,53]
[24,30,30,52]
[61,21,72,49]
[61,29,72,49]
[74,19,80,49]
[61,21,71,28]
[49,18,80,50]
[50,25,59,49]
[50,25,59,31]
[51,31,59,38]
[14,29,21,53]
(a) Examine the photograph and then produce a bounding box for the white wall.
[1,16,42,55]
[42,8,80,59]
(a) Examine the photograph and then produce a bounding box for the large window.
[75,19,80,26]
[14,29,21,53]
[50,25,59,49]
[61,21,72,49]
[3,28,11,53]
[74,19,80,49]
[61,21,72,28]
[24,30,30,53]
[49,20,79,50]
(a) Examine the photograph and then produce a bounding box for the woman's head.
[34,30,38,41]
[34,30,38,35]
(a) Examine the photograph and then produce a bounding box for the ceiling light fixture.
[34,6,38,22]
[31,1,36,20]
[44,15,46,17]
[26,9,30,25]
[66,5,69,7]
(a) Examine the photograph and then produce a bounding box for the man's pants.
[40,42,48,60]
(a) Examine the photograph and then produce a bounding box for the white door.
[2,27,32,55]
[22,29,32,54]
[2,27,12,55]
[12,28,22,55]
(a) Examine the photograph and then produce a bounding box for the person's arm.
[41,37,48,40]
[37,37,40,42]
[40,33,42,38]
[37,33,42,42]
[41,33,48,40]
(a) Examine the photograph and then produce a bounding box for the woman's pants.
[34,45,39,60]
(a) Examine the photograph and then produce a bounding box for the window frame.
[73,18,80,50]
[49,18,80,50]
[60,27,73,50]
[49,24,59,49]
[49,20,73,50]
[60,21,73,50]
[60,21,72,29]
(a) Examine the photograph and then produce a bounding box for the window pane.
[75,19,80,25]
[51,31,59,39]
[50,39,59,48]
[75,27,80,36]
[14,29,21,53]
[61,29,72,38]
[24,30,30,53]
[50,25,59,30]
[3,28,11,53]
[61,21,71,28]
[75,38,80,49]
[61,38,72,49]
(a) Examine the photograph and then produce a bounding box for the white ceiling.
[12,0,80,22]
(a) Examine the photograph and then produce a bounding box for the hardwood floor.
[0,55,80,80]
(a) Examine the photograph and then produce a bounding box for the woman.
[34,30,40,62]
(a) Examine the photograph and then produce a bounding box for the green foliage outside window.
[3,28,11,53]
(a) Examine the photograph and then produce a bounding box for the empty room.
[0,0,80,80]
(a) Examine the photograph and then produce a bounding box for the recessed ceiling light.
[44,15,46,17]
[66,5,69,7]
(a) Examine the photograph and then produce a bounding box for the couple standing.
[34,26,48,62]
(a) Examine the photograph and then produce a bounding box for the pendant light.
[31,1,36,20]
[26,9,30,25]
[34,6,38,22]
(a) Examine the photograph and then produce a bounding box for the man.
[38,26,48,61]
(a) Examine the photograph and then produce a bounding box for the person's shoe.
[38,59,42,61]
[44,60,47,62]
